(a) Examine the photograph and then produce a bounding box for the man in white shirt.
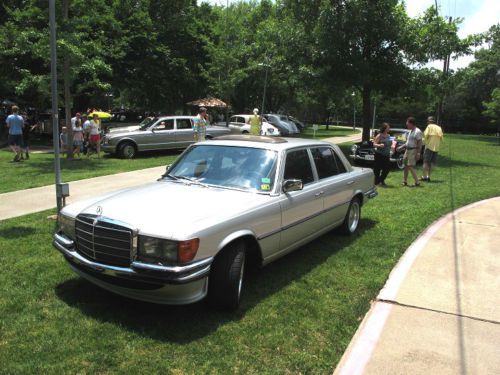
[401,117,422,187]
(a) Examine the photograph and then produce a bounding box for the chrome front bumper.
[364,187,378,199]
[350,154,399,163]
[53,232,213,304]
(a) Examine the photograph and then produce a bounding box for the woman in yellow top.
[249,108,262,135]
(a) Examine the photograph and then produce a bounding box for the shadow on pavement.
[55,218,377,343]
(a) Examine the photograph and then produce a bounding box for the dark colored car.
[349,128,424,169]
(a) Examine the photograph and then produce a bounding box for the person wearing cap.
[249,108,262,136]
[193,107,207,142]
[421,116,443,182]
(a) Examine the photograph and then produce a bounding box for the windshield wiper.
[174,175,210,188]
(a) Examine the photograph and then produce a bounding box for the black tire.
[242,130,249,134]
[339,198,361,235]
[208,241,246,310]
[118,141,137,159]
[396,154,405,169]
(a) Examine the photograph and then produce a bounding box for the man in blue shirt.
[6,105,24,162]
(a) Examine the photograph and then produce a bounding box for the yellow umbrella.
[88,111,112,119]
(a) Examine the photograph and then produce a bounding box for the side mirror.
[283,179,303,193]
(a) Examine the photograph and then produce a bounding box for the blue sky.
[200,0,500,69]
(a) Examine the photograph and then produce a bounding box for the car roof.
[205,135,334,151]
[157,116,195,120]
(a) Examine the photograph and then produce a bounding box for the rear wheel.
[208,241,246,310]
[118,141,137,159]
[339,198,361,235]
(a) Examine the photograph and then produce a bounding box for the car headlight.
[268,128,274,133]
[138,236,199,265]
[350,145,358,154]
[58,212,75,240]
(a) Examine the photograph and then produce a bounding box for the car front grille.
[358,149,374,156]
[75,214,133,267]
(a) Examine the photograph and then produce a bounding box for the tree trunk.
[63,0,73,159]
[362,85,371,142]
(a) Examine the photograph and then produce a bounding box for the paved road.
[334,196,500,375]
[0,134,361,221]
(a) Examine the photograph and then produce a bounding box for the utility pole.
[437,16,453,126]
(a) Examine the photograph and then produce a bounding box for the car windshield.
[390,130,408,141]
[165,145,278,193]
[139,117,157,130]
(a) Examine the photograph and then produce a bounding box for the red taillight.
[178,239,200,263]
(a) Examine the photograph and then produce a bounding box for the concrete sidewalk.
[334,196,500,375]
[0,134,361,221]
[0,166,166,221]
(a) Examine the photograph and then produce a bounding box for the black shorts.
[423,148,438,163]
[8,134,24,147]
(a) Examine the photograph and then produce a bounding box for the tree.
[316,0,413,141]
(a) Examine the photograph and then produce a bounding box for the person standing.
[5,105,24,162]
[421,116,443,182]
[372,123,392,187]
[400,117,423,187]
[193,107,207,142]
[249,108,262,136]
[72,119,84,158]
[87,114,101,158]
[81,114,91,154]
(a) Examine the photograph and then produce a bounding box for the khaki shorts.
[403,149,418,167]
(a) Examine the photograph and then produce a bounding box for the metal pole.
[353,106,356,130]
[49,0,63,212]
[261,66,268,115]
[372,100,377,130]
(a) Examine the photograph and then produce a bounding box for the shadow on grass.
[55,218,377,343]
[0,226,37,238]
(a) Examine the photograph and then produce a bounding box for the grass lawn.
[0,149,181,194]
[0,135,499,374]
[301,124,359,139]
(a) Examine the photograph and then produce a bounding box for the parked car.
[264,114,301,135]
[101,116,231,158]
[53,135,377,310]
[349,128,424,169]
[228,114,280,136]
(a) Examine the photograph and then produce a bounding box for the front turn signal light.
[178,238,200,263]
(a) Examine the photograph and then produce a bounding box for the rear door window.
[311,147,347,177]
[176,118,192,130]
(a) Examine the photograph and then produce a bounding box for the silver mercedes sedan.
[54,136,377,310]
[101,115,231,158]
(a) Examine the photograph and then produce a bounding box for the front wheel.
[339,198,361,235]
[118,141,137,159]
[208,241,246,310]
[396,154,405,169]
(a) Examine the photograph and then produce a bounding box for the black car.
[349,128,424,169]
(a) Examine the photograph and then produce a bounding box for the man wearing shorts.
[401,116,422,187]
[6,106,24,162]
[422,116,443,182]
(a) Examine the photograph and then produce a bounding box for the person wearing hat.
[421,116,443,182]
[193,107,208,142]
[249,108,262,136]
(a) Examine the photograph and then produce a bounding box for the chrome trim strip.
[131,257,213,274]
[257,199,351,240]
[54,232,75,247]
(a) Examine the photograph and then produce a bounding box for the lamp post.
[258,61,271,115]
[49,0,64,212]
[351,91,356,130]
[105,93,113,112]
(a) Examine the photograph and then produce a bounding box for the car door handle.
[315,191,324,197]
[346,181,355,185]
